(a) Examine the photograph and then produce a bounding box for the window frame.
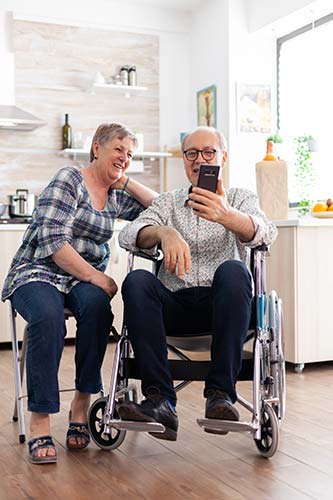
[276,13,333,206]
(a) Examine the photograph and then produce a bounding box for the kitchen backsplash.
[0,20,159,202]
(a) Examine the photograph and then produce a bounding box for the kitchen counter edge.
[0,220,129,231]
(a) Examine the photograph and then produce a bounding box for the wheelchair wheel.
[88,397,126,451]
[255,403,279,458]
[268,291,286,421]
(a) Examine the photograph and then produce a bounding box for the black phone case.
[197,164,220,192]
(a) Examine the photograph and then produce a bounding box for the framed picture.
[197,85,217,127]
[237,83,271,133]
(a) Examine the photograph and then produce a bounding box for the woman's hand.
[90,270,118,298]
[110,174,128,191]
[158,227,191,279]
[188,180,230,224]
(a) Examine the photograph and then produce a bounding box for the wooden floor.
[0,343,332,500]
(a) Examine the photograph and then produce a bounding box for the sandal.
[28,435,57,464]
[66,422,90,450]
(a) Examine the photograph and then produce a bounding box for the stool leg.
[9,304,26,443]
[13,326,27,420]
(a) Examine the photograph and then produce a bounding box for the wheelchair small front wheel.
[254,403,279,458]
[88,397,126,451]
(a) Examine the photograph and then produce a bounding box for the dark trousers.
[122,260,253,406]
[11,281,113,413]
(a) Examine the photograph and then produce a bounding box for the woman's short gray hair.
[181,126,227,153]
[90,122,137,162]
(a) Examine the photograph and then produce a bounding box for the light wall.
[1,0,192,152]
[189,0,330,191]
[1,0,329,196]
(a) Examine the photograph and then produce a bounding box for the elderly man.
[117,126,277,441]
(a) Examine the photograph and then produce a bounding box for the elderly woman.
[1,122,157,464]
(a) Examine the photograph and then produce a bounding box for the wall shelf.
[59,149,171,161]
[59,149,172,173]
[91,82,147,97]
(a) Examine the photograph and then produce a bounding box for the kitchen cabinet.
[0,223,152,343]
[265,217,333,371]
[0,227,29,343]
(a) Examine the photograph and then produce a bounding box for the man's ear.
[221,151,228,168]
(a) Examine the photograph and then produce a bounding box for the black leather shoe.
[117,394,178,441]
[205,389,240,421]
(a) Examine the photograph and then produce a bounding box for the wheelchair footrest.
[109,419,166,433]
[197,418,254,434]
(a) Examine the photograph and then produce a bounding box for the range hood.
[0,11,45,131]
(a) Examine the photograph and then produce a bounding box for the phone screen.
[197,164,220,192]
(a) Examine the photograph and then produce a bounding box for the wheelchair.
[88,245,286,458]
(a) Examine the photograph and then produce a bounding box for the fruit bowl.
[310,211,333,218]
[311,199,333,217]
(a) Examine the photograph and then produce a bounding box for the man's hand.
[90,270,118,298]
[188,179,229,224]
[188,180,255,241]
[158,227,191,279]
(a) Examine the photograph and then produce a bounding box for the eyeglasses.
[183,148,220,161]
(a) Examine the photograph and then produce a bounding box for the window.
[277,14,333,203]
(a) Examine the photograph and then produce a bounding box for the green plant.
[266,133,283,144]
[294,135,315,216]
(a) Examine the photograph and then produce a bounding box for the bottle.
[120,66,129,86]
[128,65,137,86]
[62,113,72,149]
[263,140,277,161]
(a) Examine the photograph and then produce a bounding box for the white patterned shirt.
[119,187,277,292]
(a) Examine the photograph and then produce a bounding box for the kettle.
[8,189,37,217]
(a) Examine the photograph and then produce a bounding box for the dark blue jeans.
[122,260,253,406]
[11,281,113,413]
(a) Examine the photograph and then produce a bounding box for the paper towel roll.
[256,160,288,220]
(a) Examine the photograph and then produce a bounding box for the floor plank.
[0,344,333,500]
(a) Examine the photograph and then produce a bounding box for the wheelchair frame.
[88,246,286,458]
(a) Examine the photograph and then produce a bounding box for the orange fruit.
[312,203,326,212]
[328,205,333,211]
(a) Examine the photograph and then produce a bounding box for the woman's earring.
[94,155,98,160]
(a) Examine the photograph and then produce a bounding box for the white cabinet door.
[0,230,27,342]
[266,225,333,365]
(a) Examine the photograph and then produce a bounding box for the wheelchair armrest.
[128,249,164,263]
[252,244,269,253]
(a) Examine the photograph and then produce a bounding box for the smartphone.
[197,164,220,192]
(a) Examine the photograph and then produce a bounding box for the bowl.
[0,204,8,217]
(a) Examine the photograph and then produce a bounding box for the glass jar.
[128,66,137,86]
[120,66,129,86]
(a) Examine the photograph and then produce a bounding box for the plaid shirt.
[119,187,278,292]
[1,166,144,301]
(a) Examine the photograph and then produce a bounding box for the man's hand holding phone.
[188,164,230,224]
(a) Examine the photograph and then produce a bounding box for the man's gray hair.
[90,122,137,162]
[181,126,227,153]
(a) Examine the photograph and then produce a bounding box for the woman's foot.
[29,413,57,461]
[67,391,91,449]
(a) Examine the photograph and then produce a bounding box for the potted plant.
[266,132,283,159]
[266,133,283,144]
[293,135,316,216]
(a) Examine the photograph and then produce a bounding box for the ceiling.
[116,0,204,12]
